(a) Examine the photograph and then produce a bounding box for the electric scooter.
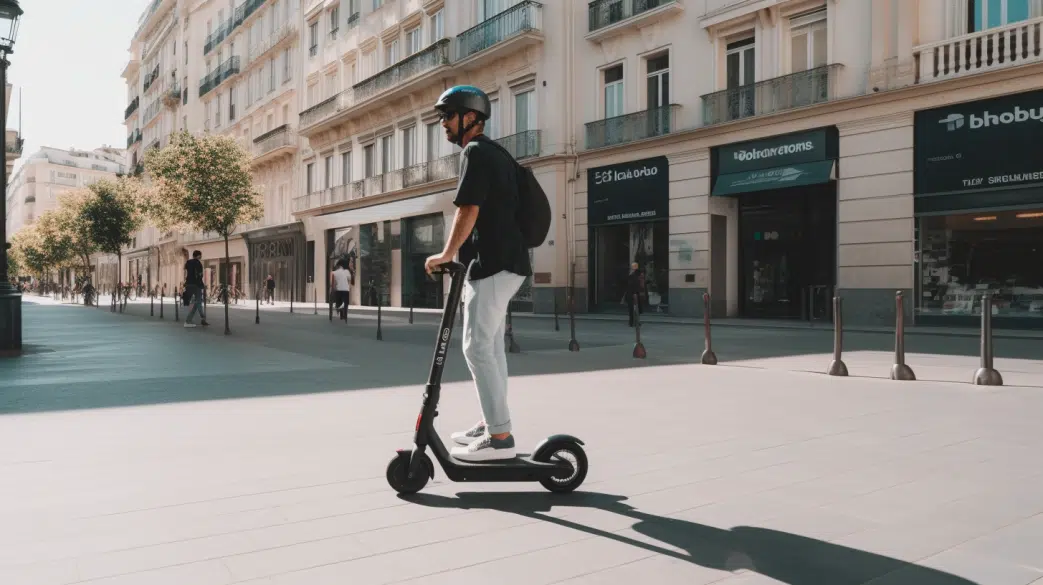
[386,261,589,495]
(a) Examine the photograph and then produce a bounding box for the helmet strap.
[451,112,480,147]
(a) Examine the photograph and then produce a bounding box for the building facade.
[570,0,1043,329]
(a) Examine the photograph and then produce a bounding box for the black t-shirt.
[453,134,532,281]
[184,258,204,286]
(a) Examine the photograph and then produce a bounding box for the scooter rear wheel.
[386,452,432,494]
[535,442,588,493]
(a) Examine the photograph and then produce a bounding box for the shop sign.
[587,156,669,226]
[915,89,1043,195]
[716,129,830,175]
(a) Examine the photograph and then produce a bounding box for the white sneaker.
[451,421,486,446]
[451,435,516,462]
[184,323,197,328]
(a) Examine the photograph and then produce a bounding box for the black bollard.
[568,289,580,352]
[553,294,560,332]
[505,302,521,353]
[329,287,334,322]
[632,294,646,359]
[160,293,164,319]
[889,291,916,381]
[700,292,718,365]
[174,286,180,322]
[973,293,1003,386]
[150,294,154,317]
[313,288,317,315]
[827,296,848,376]
[409,295,414,324]
[255,289,260,325]
[376,297,383,341]
[290,286,294,314]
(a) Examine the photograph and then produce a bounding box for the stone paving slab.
[3,303,1043,584]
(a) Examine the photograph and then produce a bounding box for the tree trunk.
[224,234,231,335]
[116,251,122,313]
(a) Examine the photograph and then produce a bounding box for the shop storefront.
[243,223,306,302]
[711,127,839,320]
[914,90,1043,329]
[586,156,670,313]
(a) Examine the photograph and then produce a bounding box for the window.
[324,156,334,189]
[325,71,338,98]
[306,162,314,193]
[269,58,277,92]
[431,9,444,42]
[406,27,422,56]
[364,144,375,177]
[487,98,501,139]
[970,0,1033,31]
[515,89,535,132]
[426,122,440,162]
[790,11,827,73]
[283,49,292,82]
[372,0,384,10]
[726,37,756,119]
[402,126,415,167]
[341,151,351,184]
[386,39,400,67]
[646,53,669,109]
[229,85,236,120]
[381,135,393,173]
[329,6,340,36]
[309,22,318,56]
[216,93,223,126]
[480,0,514,21]
[603,64,624,118]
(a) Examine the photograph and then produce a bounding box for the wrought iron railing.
[252,124,297,158]
[585,104,679,149]
[456,1,542,61]
[352,38,452,103]
[142,64,160,92]
[495,130,541,160]
[126,129,142,148]
[248,17,297,64]
[199,56,241,97]
[701,64,841,126]
[204,0,265,55]
[588,0,676,33]
[125,97,140,119]
[143,98,164,126]
[6,137,24,155]
[292,154,460,212]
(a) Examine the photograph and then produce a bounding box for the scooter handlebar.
[432,261,466,275]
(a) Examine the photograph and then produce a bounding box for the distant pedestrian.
[183,250,209,328]
[330,260,351,321]
[626,262,645,327]
[265,274,275,305]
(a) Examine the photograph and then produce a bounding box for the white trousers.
[461,269,525,435]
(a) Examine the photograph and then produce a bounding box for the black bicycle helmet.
[435,85,491,146]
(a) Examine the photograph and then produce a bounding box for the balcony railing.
[204,0,265,55]
[588,0,676,33]
[199,56,241,97]
[585,104,679,149]
[352,38,452,104]
[127,129,142,148]
[292,154,460,212]
[456,1,542,61]
[6,137,24,155]
[495,130,541,160]
[124,97,140,119]
[143,98,164,126]
[142,65,160,92]
[252,124,297,158]
[701,64,841,126]
[248,17,298,65]
[915,18,1043,83]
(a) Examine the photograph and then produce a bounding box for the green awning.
[712,160,836,196]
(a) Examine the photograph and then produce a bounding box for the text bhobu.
[606,210,657,221]
[592,165,659,186]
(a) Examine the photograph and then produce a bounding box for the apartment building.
[293,0,562,312]
[571,0,1043,329]
[123,0,305,300]
[5,84,20,178]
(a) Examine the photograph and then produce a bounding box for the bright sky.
[7,0,142,176]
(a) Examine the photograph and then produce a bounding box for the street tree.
[54,189,98,286]
[34,208,75,289]
[10,225,48,282]
[82,177,144,312]
[144,130,263,334]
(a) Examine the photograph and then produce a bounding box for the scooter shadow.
[400,491,980,585]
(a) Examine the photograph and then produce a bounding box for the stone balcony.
[252,124,298,165]
[701,64,842,126]
[914,18,1043,83]
[585,105,679,150]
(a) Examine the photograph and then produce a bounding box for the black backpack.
[484,139,551,249]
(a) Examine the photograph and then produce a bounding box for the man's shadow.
[403,491,978,585]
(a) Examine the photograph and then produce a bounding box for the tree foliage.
[33,209,76,271]
[53,189,97,274]
[143,130,263,237]
[81,178,143,257]
[9,225,48,278]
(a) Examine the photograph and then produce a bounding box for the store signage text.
[715,128,832,175]
[960,171,1043,187]
[732,141,815,163]
[591,164,659,186]
[938,106,1043,132]
[586,156,669,227]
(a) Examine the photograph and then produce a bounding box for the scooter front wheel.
[535,442,588,493]
[386,451,433,494]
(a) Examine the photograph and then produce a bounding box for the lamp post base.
[0,284,23,354]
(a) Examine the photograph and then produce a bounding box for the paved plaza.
[2,296,1043,584]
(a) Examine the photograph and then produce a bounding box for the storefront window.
[401,213,445,309]
[917,209,1043,320]
[593,221,668,312]
[360,220,392,306]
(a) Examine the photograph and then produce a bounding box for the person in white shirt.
[330,260,352,321]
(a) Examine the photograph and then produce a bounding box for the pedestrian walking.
[183,250,209,328]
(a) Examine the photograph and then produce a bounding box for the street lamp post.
[0,0,23,353]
